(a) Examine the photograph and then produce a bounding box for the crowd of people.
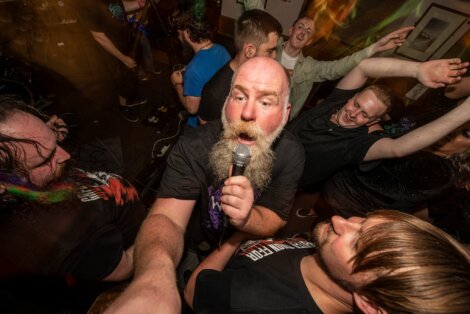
[1,0,470,313]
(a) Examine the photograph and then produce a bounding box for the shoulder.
[212,43,230,53]
[273,130,305,162]
[202,44,231,60]
[209,63,234,82]
[176,120,222,150]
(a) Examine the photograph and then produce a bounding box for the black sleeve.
[198,66,233,122]
[66,225,124,281]
[193,269,233,314]
[256,132,305,220]
[157,137,203,199]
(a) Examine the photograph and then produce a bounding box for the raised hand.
[417,58,469,88]
[371,26,415,53]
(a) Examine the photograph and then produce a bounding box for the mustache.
[224,121,264,141]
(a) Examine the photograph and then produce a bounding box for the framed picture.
[395,4,469,61]
[237,0,266,8]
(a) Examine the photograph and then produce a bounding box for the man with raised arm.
[244,0,414,120]
[288,57,468,186]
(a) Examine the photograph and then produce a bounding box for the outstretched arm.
[184,232,247,309]
[243,0,264,10]
[337,57,468,91]
[90,31,137,69]
[122,0,144,12]
[105,198,195,314]
[367,26,415,54]
[364,96,470,161]
[445,76,470,100]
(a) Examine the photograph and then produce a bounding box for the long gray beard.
[210,99,286,191]
[209,137,274,191]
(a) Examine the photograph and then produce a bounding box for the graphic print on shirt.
[207,184,261,232]
[75,170,139,205]
[238,238,315,262]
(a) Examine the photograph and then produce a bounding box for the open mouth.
[238,132,256,145]
[296,33,305,41]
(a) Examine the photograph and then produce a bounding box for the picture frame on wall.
[236,0,266,8]
[395,3,469,61]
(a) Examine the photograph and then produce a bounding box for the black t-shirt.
[428,188,470,244]
[322,151,455,217]
[0,169,146,280]
[77,0,131,53]
[157,120,305,245]
[287,88,385,186]
[194,238,323,314]
[198,62,235,122]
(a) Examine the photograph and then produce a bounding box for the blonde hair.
[351,210,470,314]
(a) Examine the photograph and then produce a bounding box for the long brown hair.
[352,210,470,314]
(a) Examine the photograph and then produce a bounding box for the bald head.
[233,56,291,108]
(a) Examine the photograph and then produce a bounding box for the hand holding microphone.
[220,144,253,233]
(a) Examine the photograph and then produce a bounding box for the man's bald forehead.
[235,57,289,86]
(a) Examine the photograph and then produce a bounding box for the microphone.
[231,144,251,177]
[219,144,252,247]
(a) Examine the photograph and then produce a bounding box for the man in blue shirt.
[169,5,231,128]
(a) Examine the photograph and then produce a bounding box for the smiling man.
[244,0,414,120]
[185,210,470,314]
[288,57,469,187]
[107,57,305,313]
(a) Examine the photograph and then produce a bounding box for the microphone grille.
[232,144,252,164]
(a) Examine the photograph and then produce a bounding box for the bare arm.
[367,26,415,54]
[222,176,286,236]
[90,31,136,69]
[105,198,195,314]
[122,0,144,12]
[337,57,468,91]
[199,117,208,125]
[243,0,264,10]
[445,77,470,100]
[364,96,470,161]
[102,246,134,281]
[184,232,247,309]
[171,70,201,114]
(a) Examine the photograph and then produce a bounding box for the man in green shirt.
[244,0,414,120]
